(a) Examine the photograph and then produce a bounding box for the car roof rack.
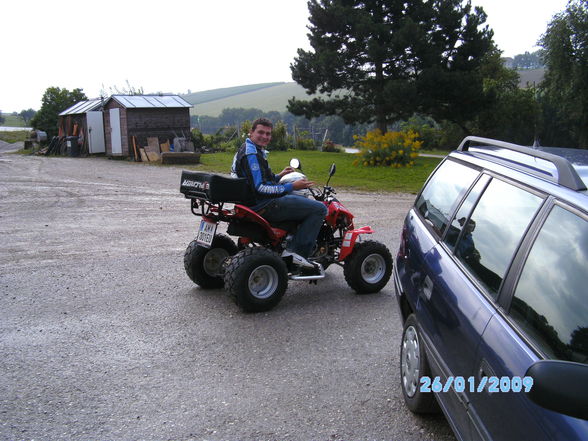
[458,136,587,191]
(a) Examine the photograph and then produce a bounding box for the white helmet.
[279,171,312,197]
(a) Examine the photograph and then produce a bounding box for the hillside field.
[184,82,320,117]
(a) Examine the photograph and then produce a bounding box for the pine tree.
[289,0,494,133]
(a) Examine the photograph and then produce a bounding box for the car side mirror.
[526,360,588,420]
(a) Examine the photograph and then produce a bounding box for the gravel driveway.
[0,150,455,441]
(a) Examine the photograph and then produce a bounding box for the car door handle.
[422,275,433,300]
[478,359,497,394]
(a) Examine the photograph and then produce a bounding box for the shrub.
[191,128,206,149]
[294,130,316,150]
[216,141,239,152]
[268,120,289,151]
[322,140,342,153]
[353,129,422,167]
[399,116,442,150]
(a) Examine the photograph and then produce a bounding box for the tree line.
[191,109,370,147]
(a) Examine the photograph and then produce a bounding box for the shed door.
[87,111,105,154]
[109,108,122,155]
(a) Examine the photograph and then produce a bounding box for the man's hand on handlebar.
[277,167,296,178]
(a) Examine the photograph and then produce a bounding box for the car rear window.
[510,205,588,363]
[453,179,543,299]
[415,160,479,236]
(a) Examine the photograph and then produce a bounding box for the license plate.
[196,219,217,248]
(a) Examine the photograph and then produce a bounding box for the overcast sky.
[1,0,568,113]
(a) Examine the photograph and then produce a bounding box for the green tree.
[471,51,541,145]
[268,120,290,151]
[289,0,494,133]
[539,0,588,147]
[511,51,544,70]
[31,87,87,138]
[19,108,37,125]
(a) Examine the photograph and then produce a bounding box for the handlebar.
[310,185,336,201]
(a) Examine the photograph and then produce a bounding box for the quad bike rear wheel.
[184,234,238,289]
[224,248,288,312]
[343,240,392,293]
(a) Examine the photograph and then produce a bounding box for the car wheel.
[400,314,439,413]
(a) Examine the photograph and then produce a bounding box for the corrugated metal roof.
[59,98,103,115]
[110,95,192,109]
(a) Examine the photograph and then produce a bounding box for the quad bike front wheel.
[343,240,392,293]
[184,234,238,289]
[224,248,288,313]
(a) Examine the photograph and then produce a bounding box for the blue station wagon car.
[393,137,588,441]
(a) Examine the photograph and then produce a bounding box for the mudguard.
[339,226,374,261]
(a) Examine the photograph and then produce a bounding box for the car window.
[510,205,588,363]
[454,179,543,299]
[444,175,490,250]
[416,160,479,237]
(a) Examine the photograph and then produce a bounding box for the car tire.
[343,240,392,293]
[400,314,439,413]
[184,234,238,289]
[224,247,288,313]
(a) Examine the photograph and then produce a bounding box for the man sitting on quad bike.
[180,120,393,312]
[231,117,327,270]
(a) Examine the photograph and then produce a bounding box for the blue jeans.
[261,195,327,258]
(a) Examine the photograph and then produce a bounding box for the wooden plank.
[160,140,170,152]
[132,136,140,161]
[145,137,160,154]
[146,151,160,162]
[139,148,149,162]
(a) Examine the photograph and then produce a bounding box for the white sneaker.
[281,250,315,269]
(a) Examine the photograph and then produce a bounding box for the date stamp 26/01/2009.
[420,376,534,394]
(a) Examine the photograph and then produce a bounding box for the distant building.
[59,95,192,158]
[103,95,192,157]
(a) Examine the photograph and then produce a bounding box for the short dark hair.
[251,117,273,132]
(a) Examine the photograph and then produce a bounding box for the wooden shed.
[103,95,192,159]
[58,98,106,155]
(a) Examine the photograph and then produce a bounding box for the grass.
[0,130,29,144]
[0,114,27,127]
[187,150,442,193]
[420,148,452,156]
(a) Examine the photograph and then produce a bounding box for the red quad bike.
[179,160,392,312]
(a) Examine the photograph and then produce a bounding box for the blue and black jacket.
[231,138,294,211]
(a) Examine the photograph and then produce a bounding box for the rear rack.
[458,136,587,191]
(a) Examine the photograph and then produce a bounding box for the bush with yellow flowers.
[352,129,422,168]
